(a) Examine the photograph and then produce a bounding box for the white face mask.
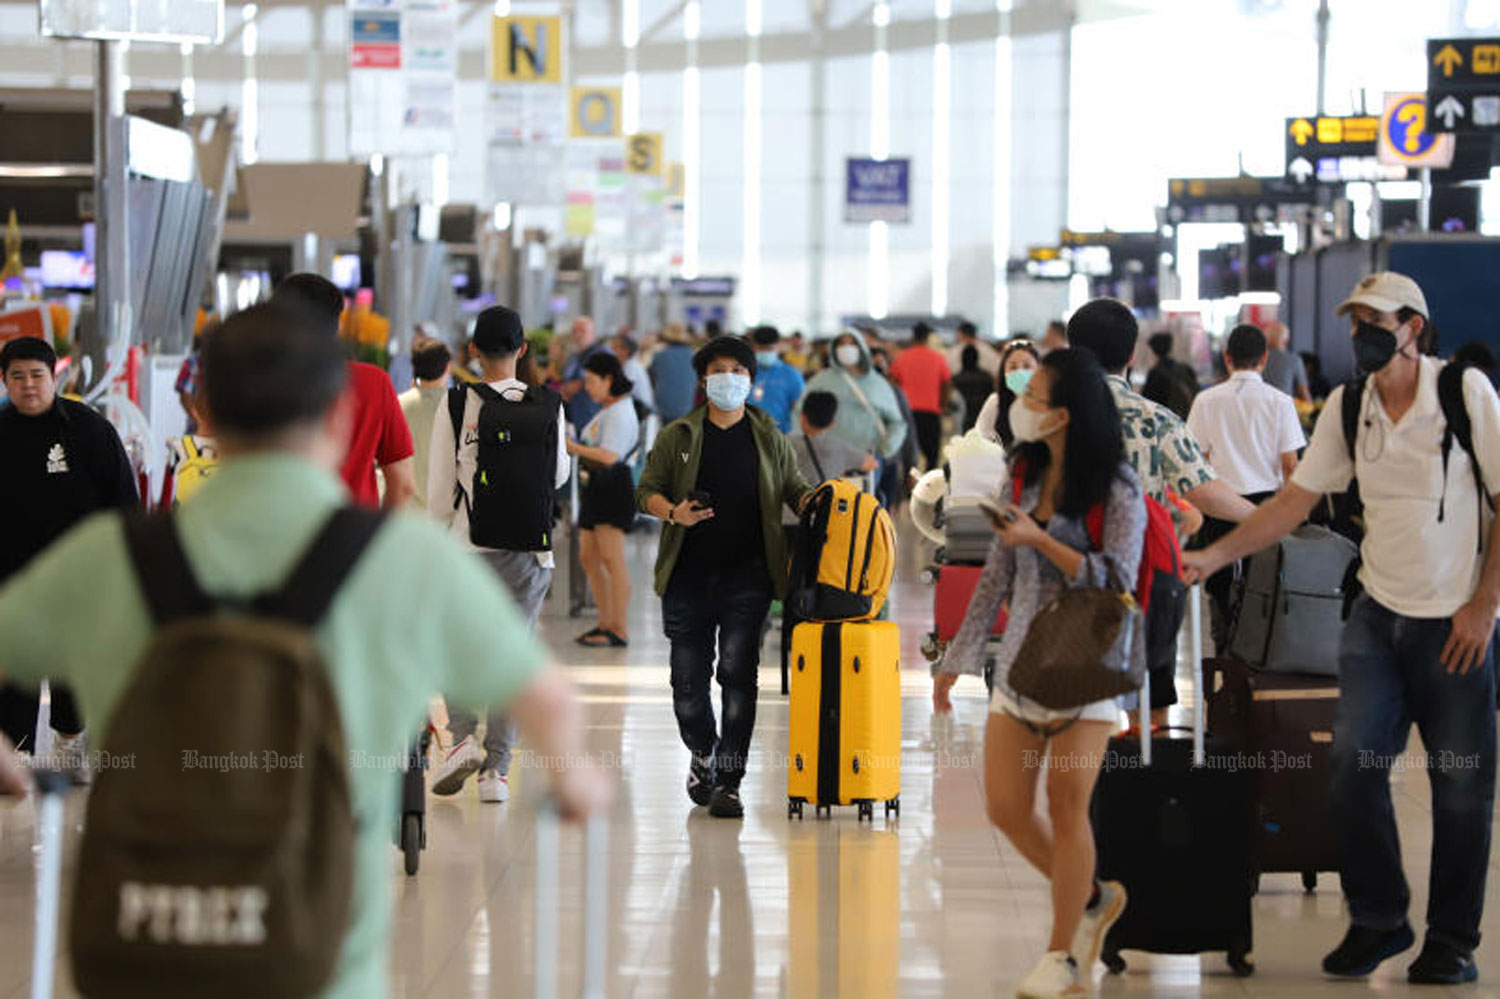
[1008,397,1063,443]
[835,344,863,368]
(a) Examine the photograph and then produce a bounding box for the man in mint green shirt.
[0,302,611,998]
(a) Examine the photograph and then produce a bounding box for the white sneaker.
[1015,950,1086,999]
[1072,879,1127,971]
[431,735,484,796]
[51,731,92,786]
[477,770,510,804]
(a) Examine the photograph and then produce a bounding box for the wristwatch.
[667,501,678,524]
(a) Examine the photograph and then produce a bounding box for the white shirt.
[582,396,640,459]
[622,357,655,412]
[974,393,1002,445]
[1292,357,1500,618]
[1185,370,1306,496]
[427,379,570,568]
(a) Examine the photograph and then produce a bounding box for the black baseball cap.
[693,334,758,380]
[473,305,526,356]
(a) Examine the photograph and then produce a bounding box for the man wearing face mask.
[638,335,814,819]
[1185,272,1500,986]
[748,325,804,432]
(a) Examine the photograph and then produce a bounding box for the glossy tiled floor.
[4,523,1500,997]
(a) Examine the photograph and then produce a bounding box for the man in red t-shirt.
[890,321,951,472]
[270,274,415,509]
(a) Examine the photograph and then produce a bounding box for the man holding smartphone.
[638,335,813,819]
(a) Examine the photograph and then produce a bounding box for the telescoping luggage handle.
[1134,584,1205,769]
[31,770,71,999]
[534,796,609,999]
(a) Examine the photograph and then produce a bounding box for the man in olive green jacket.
[637,335,813,819]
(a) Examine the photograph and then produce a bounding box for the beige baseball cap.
[1335,271,1429,318]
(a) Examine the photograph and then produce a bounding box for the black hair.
[583,351,633,397]
[1012,348,1125,518]
[750,325,780,347]
[913,322,933,344]
[1067,299,1138,374]
[412,338,452,382]
[201,303,348,439]
[1148,332,1174,359]
[693,334,758,380]
[993,339,1041,447]
[960,345,980,371]
[957,321,978,339]
[0,336,58,375]
[613,335,640,359]
[704,318,723,339]
[1452,340,1497,372]
[1226,324,1268,369]
[270,273,345,336]
[802,390,839,429]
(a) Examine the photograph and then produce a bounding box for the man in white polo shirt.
[1186,323,1306,645]
[1185,272,1500,986]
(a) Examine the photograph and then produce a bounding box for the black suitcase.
[1091,590,1256,978]
[1205,656,1338,892]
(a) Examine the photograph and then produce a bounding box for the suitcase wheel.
[857,801,873,823]
[788,799,804,821]
[816,804,832,820]
[1301,870,1317,893]
[1102,949,1125,975]
[1227,942,1254,978]
[884,797,900,820]
[401,813,423,877]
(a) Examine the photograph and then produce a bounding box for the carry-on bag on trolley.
[1090,587,1256,977]
[1225,524,1357,676]
[931,564,1007,644]
[533,798,609,999]
[1205,656,1339,892]
[787,619,901,822]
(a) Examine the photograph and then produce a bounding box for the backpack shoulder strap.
[1340,376,1368,463]
[123,513,215,625]
[1438,361,1479,467]
[181,436,200,462]
[256,508,385,627]
[447,384,468,451]
[803,435,828,483]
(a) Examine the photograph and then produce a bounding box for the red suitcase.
[933,564,1006,643]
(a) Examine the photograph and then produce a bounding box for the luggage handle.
[31,771,70,999]
[1134,584,1204,769]
[535,795,608,999]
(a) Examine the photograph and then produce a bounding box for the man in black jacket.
[0,337,137,775]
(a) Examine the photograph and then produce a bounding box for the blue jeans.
[1331,596,1497,951]
[663,563,773,787]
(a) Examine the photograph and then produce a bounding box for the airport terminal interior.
[4,0,1500,996]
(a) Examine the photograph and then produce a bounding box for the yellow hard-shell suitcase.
[787,620,901,821]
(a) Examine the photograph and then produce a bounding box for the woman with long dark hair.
[975,339,1041,449]
[566,352,639,647]
[934,348,1145,999]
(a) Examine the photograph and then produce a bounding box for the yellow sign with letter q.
[570,87,622,139]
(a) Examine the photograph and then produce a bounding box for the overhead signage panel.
[1165,176,1317,224]
[1378,93,1456,167]
[1426,37,1500,133]
[1283,114,1387,183]
[491,15,562,84]
[845,157,911,225]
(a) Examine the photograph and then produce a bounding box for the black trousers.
[0,681,84,750]
[913,411,942,472]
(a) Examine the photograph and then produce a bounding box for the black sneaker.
[1408,937,1479,984]
[1322,922,1415,977]
[687,756,715,807]
[708,784,744,819]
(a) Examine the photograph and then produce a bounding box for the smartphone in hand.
[687,490,713,510]
[978,499,1018,529]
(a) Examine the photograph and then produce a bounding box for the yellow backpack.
[787,478,896,622]
[173,436,218,506]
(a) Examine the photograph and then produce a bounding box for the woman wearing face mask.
[637,335,814,819]
[934,348,1145,999]
[972,339,1041,450]
[794,331,909,491]
[565,352,640,648]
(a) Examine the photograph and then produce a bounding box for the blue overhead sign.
[845,158,910,224]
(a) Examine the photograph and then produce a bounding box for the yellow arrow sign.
[1289,118,1314,145]
[1434,43,1464,78]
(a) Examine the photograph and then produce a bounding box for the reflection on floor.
[1,525,1496,997]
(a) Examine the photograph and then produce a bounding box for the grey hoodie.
[795,336,909,459]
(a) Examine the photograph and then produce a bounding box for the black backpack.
[1335,358,1493,551]
[448,382,560,551]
